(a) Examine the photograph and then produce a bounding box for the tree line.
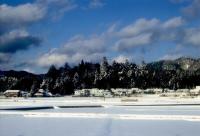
[0,57,200,95]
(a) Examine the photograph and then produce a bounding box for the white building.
[74,89,113,97]
[103,91,113,98]
[74,90,81,96]
[74,89,90,97]
[111,88,133,96]
[90,88,104,97]
[144,89,155,94]
[176,89,190,93]
[190,86,200,95]
[153,88,163,94]
[131,88,142,94]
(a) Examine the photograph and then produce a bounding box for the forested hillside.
[1,57,200,95]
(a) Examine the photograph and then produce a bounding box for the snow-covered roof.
[4,90,21,93]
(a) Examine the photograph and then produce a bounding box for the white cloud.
[37,51,104,68]
[113,55,130,63]
[115,17,186,51]
[0,2,45,71]
[0,29,41,53]
[159,54,182,60]
[183,28,200,46]
[36,0,77,20]
[36,35,106,67]
[115,33,153,51]
[182,0,200,19]
[35,16,200,68]
[62,35,106,54]
[0,2,46,54]
[37,52,68,67]
[162,16,185,28]
[118,18,159,37]
[0,29,28,43]
[0,3,45,30]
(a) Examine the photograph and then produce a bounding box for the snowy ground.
[1,95,200,136]
[1,95,200,107]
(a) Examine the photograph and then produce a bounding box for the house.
[21,91,30,97]
[90,89,104,97]
[34,89,52,97]
[190,86,200,96]
[176,89,190,97]
[176,89,190,93]
[74,89,90,97]
[144,89,155,94]
[111,88,131,96]
[153,88,163,94]
[74,89,113,97]
[74,90,81,96]
[103,91,113,98]
[81,89,90,97]
[34,93,43,97]
[131,88,141,94]
[4,90,22,97]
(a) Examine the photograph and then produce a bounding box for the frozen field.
[1,97,200,136]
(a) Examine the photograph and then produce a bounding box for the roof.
[38,89,45,93]
[4,90,21,93]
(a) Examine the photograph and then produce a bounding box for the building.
[176,89,190,93]
[90,89,104,97]
[131,88,142,94]
[144,89,155,94]
[103,91,113,98]
[74,89,90,97]
[74,90,81,96]
[74,89,112,97]
[190,86,200,96]
[153,88,163,94]
[34,89,52,97]
[112,88,132,96]
[4,90,22,97]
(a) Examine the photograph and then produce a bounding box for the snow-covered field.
[1,95,200,136]
[1,94,200,107]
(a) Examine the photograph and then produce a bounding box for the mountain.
[0,70,36,78]
[147,57,200,71]
[147,60,180,71]
[175,57,200,71]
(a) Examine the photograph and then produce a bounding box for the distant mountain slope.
[147,57,200,71]
[147,60,180,71]
[175,57,200,71]
[0,70,36,78]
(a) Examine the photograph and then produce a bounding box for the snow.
[1,96,200,136]
[1,111,200,136]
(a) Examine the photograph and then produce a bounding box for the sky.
[0,0,200,74]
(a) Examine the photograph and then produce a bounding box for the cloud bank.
[34,14,200,68]
[1,0,200,73]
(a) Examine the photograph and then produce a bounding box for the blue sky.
[0,0,200,73]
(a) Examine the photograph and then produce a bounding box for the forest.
[1,57,200,95]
